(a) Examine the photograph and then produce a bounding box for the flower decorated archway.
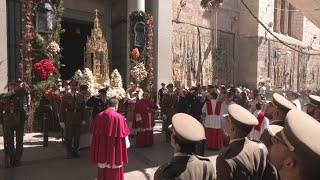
[129,11,154,88]
[20,0,64,131]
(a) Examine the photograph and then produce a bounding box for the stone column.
[152,0,172,89]
[0,0,7,94]
[274,0,281,33]
[282,0,289,35]
[127,0,145,85]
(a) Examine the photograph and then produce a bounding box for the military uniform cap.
[170,113,205,144]
[166,83,173,88]
[98,88,107,94]
[271,93,296,112]
[225,104,258,134]
[308,95,320,107]
[266,125,283,137]
[274,110,320,166]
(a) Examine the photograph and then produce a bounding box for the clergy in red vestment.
[89,97,130,180]
[133,91,155,147]
[202,92,223,149]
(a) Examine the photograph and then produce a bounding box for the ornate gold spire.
[84,9,110,88]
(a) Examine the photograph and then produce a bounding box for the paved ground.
[0,122,219,180]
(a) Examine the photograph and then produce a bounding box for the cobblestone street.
[0,122,218,180]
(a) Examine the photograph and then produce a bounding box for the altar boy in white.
[202,92,223,149]
[248,103,269,141]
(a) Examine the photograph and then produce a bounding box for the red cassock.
[133,99,155,147]
[89,108,130,180]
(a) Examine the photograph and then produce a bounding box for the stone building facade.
[1,0,319,94]
[237,0,320,90]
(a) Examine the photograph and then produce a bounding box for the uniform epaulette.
[219,146,231,158]
[158,162,172,172]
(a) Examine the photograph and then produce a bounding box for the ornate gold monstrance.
[84,9,109,88]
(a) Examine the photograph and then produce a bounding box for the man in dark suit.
[154,113,215,180]
[216,104,279,180]
[86,88,109,119]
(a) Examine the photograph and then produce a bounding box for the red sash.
[215,101,221,115]
[206,100,213,115]
[254,112,265,131]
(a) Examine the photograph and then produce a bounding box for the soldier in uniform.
[154,113,215,180]
[86,88,109,120]
[260,93,296,150]
[269,110,320,180]
[305,95,320,122]
[216,104,279,180]
[0,80,27,167]
[59,80,86,159]
[161,83,177,142]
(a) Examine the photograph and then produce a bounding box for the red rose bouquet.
[34,58,55,80]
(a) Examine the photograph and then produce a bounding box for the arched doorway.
[60,20,93,80]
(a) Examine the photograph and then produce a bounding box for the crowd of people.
[1,78,320,180]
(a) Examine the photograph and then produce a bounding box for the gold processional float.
[84,9,110,89]
[74,10,125,99]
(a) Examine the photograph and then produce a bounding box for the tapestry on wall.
[172,23,213,87]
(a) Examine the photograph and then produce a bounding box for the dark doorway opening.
[60,20,93,80]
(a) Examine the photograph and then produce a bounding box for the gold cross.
[95,9,99,16]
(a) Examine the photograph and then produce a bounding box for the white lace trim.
[98,163,123,169]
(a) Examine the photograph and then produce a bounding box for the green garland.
[129,10,154,89]
[21,0,64,131]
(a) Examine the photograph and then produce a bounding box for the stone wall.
[237,0,259,87]
[0,0,7,94]
[171,0,239,87]
[237,0,320,90]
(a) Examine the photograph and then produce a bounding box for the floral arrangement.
[19,0,64,131]
[107,69,126,100]
[73,68,96,95]
[47,41,60,56]
[110,69,123,88]
[44,87,62,102]
[145,14,154,81]
[129,11,155,88]
[34,58,55,80]
[200,0,224,9]
[130,62,148,83]
[131,48,140,60]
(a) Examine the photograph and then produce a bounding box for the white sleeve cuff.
[125,136,130,149]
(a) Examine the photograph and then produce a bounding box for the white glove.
[162,114,167,120]
[81,120,86,125]
[125,136,130,149]
[59,122,65,129]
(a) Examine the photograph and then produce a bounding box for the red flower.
[131,48,140,59]
[33,58,55,80]
[44,88,53,100]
